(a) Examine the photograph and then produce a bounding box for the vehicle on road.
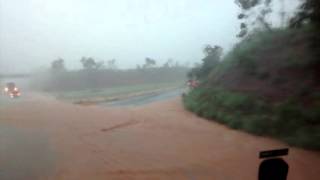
[187,79,199,89]
[3,82,21,98]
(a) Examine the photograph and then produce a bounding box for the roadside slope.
[184,27,320,150]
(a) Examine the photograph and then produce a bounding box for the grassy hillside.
[184,26,320,150]
[54,82,183,104]
[31,67,188,92]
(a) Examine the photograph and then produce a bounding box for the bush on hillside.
[184,27,320,150]
[183,88,320,150]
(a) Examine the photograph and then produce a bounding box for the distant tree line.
[51,57,116,72]
[51,56,188,73]
[32,56,190,91]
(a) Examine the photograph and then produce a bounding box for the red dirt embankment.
[0,94,319,180]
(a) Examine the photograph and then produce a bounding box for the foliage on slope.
[184,26,320,150]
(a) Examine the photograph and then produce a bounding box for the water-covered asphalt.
[102,89,185,107]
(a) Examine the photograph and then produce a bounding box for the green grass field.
[54,82,184,103]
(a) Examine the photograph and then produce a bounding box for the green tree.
[80,57,95,69]
[80,57,104,70]
[198,45,223,79]
[290,0,320,28]
[143,57,156,68]
[51,58,66,72]
[235,0,273,38]
[188,45,223,80]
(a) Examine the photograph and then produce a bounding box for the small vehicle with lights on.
[3,82,21,98]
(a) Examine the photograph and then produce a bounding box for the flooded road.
[0,125,54,180]
[0,95,23,107]
[0,92,320,180]
[103,89,185,107]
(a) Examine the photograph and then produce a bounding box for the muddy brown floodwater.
[0,93,319,180]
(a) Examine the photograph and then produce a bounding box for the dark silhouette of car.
[3,82,21,98]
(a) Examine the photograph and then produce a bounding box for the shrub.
[183,87,320,150]
[183,27,320,150]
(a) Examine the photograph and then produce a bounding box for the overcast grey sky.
[0,0,299,73]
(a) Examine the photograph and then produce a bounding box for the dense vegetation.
[184,0,320,150]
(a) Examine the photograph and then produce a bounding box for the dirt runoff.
[0,95,320,180]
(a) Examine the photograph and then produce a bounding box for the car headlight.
[14,87,18,91]
[4,87,8,92]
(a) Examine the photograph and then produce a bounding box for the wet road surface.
[0,92,320,180]
[103,89,185,107]
[0,125,54,180]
